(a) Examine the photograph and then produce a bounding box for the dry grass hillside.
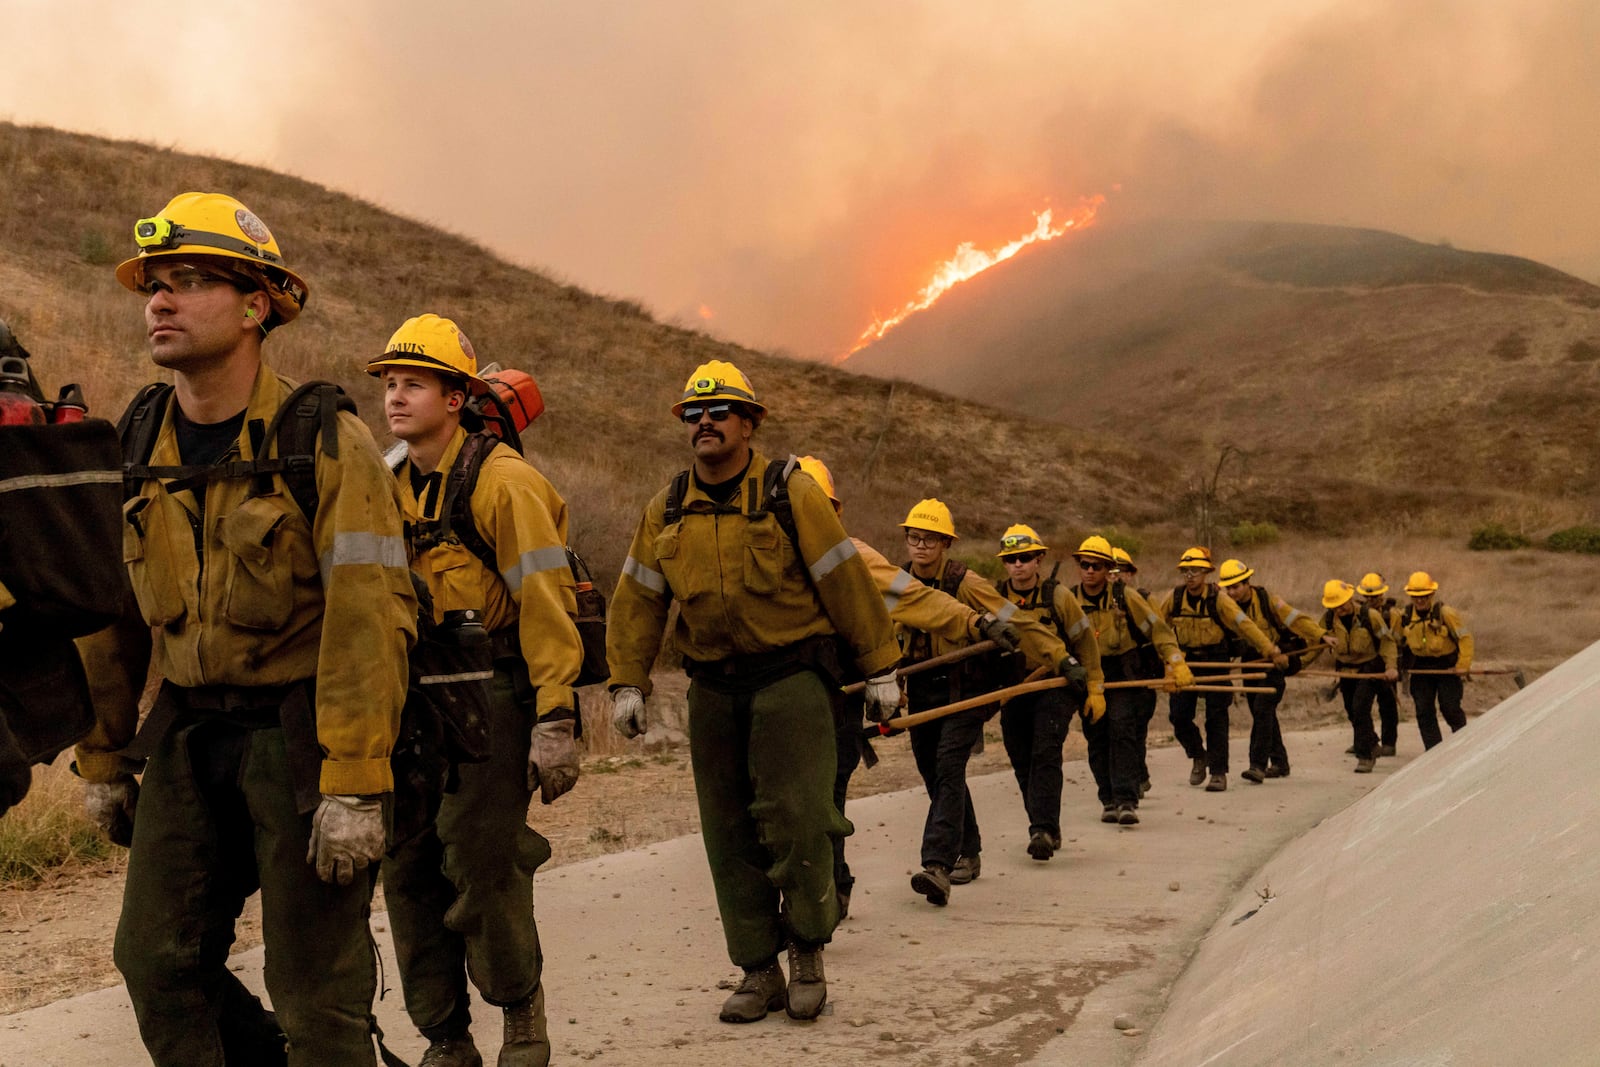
[0,122,1175,583]
[846,220,1600,537]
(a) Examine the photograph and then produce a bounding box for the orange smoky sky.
[3,0,1596,359]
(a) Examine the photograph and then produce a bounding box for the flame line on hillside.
[838,195,1105,363]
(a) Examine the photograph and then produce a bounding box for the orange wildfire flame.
[838,194,1105,362]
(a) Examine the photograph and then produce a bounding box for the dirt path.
[1,724,1410,1065]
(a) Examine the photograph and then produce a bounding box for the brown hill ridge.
[0,122,1170,581]
[845,219,1600,533]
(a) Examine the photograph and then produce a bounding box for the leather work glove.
[1084,682,1107,725]
[611,686,647,738]
[84,775,139,848]
[1384,668,1399,682]
[1170,661,1195,689]
[863,672,902,723]
[1058,657,1088,696]
[306,795,385,886]
[528,717,580,804]
[1270,648,1291,671]
[976,612,1020,653]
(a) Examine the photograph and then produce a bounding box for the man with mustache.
[606,362,899,1024]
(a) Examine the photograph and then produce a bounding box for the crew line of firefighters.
[68,190,1488,1065]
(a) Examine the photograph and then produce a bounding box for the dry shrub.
[0,757,119,888]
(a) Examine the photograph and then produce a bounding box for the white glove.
[306,794,385,886]
[863,672,902,723]
[528,718,580,804]
[611,686,647,738]
[84,776,139,847]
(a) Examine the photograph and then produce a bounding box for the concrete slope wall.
[1137,643,1600,1067]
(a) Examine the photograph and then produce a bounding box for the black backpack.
[400,431,609,688]
[1250,586,1308,675]
[662,453,800,547]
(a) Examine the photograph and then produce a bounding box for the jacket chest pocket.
[218,495,294,631]
[425,542,484,617]
[742,523,784,596]
[123,494,189,627]
[652,525,694,600]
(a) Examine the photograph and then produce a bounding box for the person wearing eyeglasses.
[991,525,1106,847]
[605,361,899,1024]
[1151,548,1282,793]
[896,502,1072,903]
[1067,536,1187,825]
[74,192,416,1064]
[791,457,1019,922]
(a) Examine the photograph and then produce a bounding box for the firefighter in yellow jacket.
[1398,571,1474,750]
[606,363,899,1024]
[1322,579,1398,773]
[1068,535,1187,824]
[1357,572,1402,756]
[991,525,1106,843]
[793,457,1019,920]
[370,315,582,1067]
[1220,559,1333,783]
[1152,548,1282,792]
[897,503,1076,905]
[74,192,416,1065]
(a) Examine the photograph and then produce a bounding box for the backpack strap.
[662,469,692,527]
[405,432,498,575]
[753,454,801,549]
[117,383,176,495]
[939,557,968,598]
[1111,581,1152,647]
[1253,586,1294,643]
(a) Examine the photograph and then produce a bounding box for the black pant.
[1246,671,1290,771]
[1338,660,1382,760]
[1000,687,1071,835]
[1085,687,1144,807]
[909,708,986,869]
[1374,675,1399,747]
[831,693,866,893]
[1409,672,1467,749]
[1169,660,1235,775]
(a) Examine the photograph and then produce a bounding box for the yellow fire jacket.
[607,453,897,695]
[996,576,1104,688]
[1152,584,1276,657]
[398,426,582,717]
[1237,586,1327,652]
[1328,607,1398,669]
[1073,583,1183,666]
[854,537,983,643]
[1398,603,1474,668]
[75,365,417,794]
[896,560,1066,675]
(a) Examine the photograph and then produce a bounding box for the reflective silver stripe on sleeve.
[995,601,1018,623]
[621,555,667,595]
[502,545,570,591]
[1067,615,1091,640]
[418,669,496,685]
[883,569,916,614]
[0,469,122,494]
[1134,611,1155,634]
[808,537,859,583]
[1283,606,1303,627]
[319,532,407,585]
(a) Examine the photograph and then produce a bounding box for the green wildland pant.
[382,667,551,1051]
[115,713,378,1067]
[688,668,850,968]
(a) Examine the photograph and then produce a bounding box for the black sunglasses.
[681,403,735,425]
[1078,559,1109,572]
[1005,552,1043,565]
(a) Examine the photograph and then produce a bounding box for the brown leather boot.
[911,864,952,905]
[785,942,828,1020]
[948,854,982,884]
[1205,774,1227,792]
[719,960,786,1023]
[500,987,551,1067]
[1189,758,1207,786]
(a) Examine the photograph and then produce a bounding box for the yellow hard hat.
[367,314,490,394]
[1111,547,1136,572]
[795,455,839,508]
[997,523,1049,557]
[116,192,309,327]
[1322,579,1355,609]
[1217,558,1254,587]
[902,498,958,539]
[1177,546,1214,571]
[1073,534,1115,563]
[1356,572,1389,597]
[1404,571,1440,596]
[671,360,765,421]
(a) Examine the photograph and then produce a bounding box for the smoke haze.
[3,0,1595,357]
